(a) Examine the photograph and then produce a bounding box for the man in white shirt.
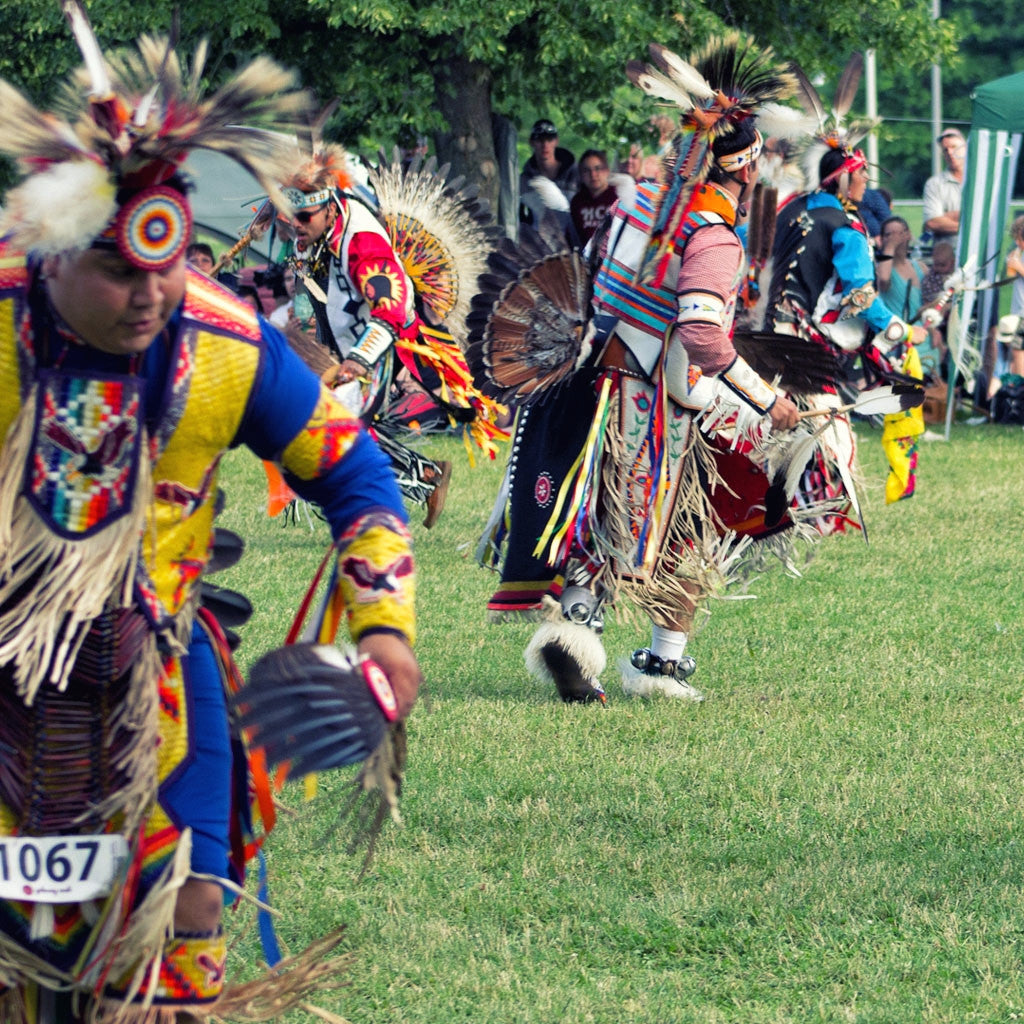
[922,128,966,249]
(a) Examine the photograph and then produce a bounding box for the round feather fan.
[465,225,591,406]
[233,644,393,776]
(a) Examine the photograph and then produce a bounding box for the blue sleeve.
[295,430,409,538]
[237,318,408,537]
[832,225,895,334]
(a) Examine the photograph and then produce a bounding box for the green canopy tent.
[949,70,1024,436]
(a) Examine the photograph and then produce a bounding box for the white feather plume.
[802,140,829,190]
[756,102,819,141]
[648,44,715,101]
[61,1,111,99]
[1,159,116,255]
[758,157,804,200]
[627,66,696,111]
[526,175,570,214]
[609,172,636,212]
[763,425,822,503]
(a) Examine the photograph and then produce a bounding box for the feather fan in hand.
[233,643,397,777]
[732,329,848,395]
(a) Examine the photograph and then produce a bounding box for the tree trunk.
[433,50,500,212]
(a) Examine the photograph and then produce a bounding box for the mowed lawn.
[214,417,1024,1024]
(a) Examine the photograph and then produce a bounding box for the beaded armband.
[104,929,227,1007]
[348,320,397,368]
[677,289,728,327]
[334,511,416,644]
[718,354,777,415]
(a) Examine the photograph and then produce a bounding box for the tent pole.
[931,0,943,177]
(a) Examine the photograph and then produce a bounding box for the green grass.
[213,420,1024,1024]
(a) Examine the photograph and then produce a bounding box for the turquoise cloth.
[879,259,925,321]
[881,259,941,373]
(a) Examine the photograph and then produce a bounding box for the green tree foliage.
[874,0,1024,199]
[1,0,959,202]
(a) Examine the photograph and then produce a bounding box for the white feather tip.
[649,46,714,100]
[756,103,819,141]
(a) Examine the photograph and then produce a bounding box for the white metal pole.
[932,0,942,176]
[865,49,879,187]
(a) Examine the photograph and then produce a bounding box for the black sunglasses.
[294,206,325,224]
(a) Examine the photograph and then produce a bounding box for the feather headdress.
[792,53,880,190]
[216,104,362,272]
[626,32,796,286]
[279,102,354,207]
[0,1,311,267]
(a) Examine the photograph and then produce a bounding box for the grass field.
[214,416,1024,1024]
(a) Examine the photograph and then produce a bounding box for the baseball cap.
[530,119,558,140]
[937,128,964,142]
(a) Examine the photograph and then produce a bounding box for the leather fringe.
[0,392,150,702]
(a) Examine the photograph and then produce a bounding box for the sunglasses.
[293,206,325,224]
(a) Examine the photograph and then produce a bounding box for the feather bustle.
[466,227,589,404]
[369,151,500,345]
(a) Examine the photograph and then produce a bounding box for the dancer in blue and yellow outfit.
[0,6,419,1021]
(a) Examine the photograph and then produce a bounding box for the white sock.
[649,626,687,663]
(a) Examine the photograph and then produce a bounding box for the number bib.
[0,835,129,903]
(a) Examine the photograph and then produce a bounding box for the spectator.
[920,240,956,307]
[268,262,297,328]
[1003,214,1024,375]
[923,128,966,249]
[877,215,937,374]
[185,241,215,275]
[569,149,619,247]
[640,114,676,180]
[877,216,926,320]
[619,143,647,182]
[266,262,318,338]
[236,284,261,313]
[518,119,578,228]
[919,241,957,376]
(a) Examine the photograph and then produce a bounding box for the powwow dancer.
[760,55,929,504]
[0,5,420,1020]
[271,136,507,527]
[469,35,892,705]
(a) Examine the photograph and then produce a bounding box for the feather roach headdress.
[792,52,879,191]
[626,32,797,284]
[215,103,363,273]
[279,101,355,209]
[0,1,311,269]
